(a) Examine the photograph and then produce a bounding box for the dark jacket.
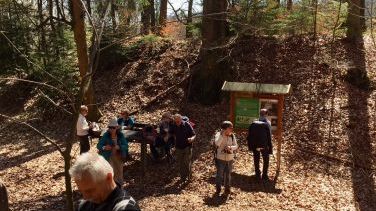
[78,183,140,211]
[170,121,195,149]
[247,120,272,154]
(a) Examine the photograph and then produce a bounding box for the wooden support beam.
[276,95,284,174]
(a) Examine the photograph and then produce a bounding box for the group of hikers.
[72,105,273,211]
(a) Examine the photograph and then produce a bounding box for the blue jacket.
[117,117,135,128]
[97,131,128,161]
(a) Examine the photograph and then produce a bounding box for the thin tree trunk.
[149,0,156,33]
[111,0,117,34]
[0,180,9,211]
[186,0,194,37]
[86,0,91,15]
[38,0,48,66]
[71,0,101,121]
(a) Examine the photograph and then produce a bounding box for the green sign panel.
[235,98,260,128]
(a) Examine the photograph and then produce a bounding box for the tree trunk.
[186,0,194,37]
[287,0,292,10]
[86,0,91,15]
[189,0,231,105]
[346,0,363,40]
[0,180,9,211]
[159,0,167,29]
[63,148,74,211]
[38,0,48,66]
[141,2,151,35]
[149,0,156,33]
[111,0,117,34]
[71,0,101,121]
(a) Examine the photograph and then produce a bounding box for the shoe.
[262,175,269,181]
[224,187,231,195]
[255,173,261,180]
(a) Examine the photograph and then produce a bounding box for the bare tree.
[71,0,101,121]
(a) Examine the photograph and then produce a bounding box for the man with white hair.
[69,153,140,211]
[170,113,196,182]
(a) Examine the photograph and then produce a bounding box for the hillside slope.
[0,36,375,210]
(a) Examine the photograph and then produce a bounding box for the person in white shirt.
[214,121,238,196]
[77,105,93,154]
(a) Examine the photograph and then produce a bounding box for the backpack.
[182,116,196,129]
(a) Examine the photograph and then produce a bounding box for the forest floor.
[1,35,376,210]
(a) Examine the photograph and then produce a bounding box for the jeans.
[175,147,192,180]
[253,149,270,177]
[216,159,233,191]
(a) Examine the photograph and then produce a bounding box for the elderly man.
[69,153,140,211]
[247,108,273,181]
[170,114,196,182]
[76,105,93,154]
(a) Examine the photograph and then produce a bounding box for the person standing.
[247,108,273,181]
[69,152,140,211]
[214,121,238,196]
[97,118,128,184]
[76,105,93,154]
[170,114,196,182]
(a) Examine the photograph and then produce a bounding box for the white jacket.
[76,114,89,136]
[214,131,238,161]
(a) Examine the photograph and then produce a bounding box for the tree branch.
[0,113,64,155]
[37,89,73,115]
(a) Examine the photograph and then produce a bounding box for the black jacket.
[247,120,272,154]
[78,183,140,211]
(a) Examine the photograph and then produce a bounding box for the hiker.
[69,152,140,211]
[247,108,273,181]
[170,113,196,182]
[97,118,128,184]
[152,112,175,163]
[76,105,93,154]
[214,121,238,196]
[117,110,135,130]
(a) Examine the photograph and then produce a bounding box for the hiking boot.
[224,187,231,195]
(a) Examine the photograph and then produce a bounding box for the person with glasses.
[214,121,238,197]
[97,118,128,184]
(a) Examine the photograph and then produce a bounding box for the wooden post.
[230,92,235,123]
[0,180,9,211]
[276,95,284,175]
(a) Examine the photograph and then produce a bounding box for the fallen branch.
[0,113,64,155]
[37,89,72,115]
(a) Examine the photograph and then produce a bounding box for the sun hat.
[108,117,119,127]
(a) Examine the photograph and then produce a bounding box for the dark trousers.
[150,136,174,160]
[252,149,269,177]
[78,135,90,154]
